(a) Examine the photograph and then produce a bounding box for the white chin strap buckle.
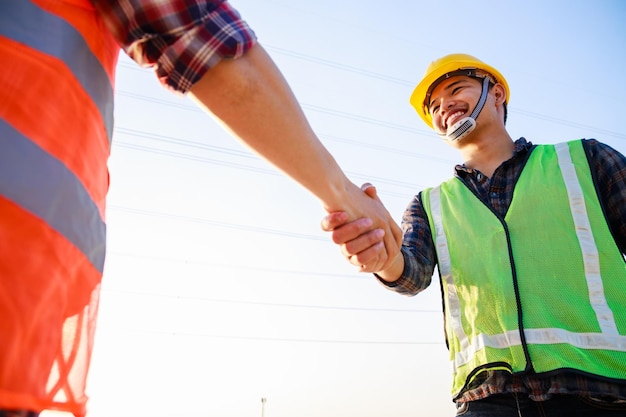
[444,116,476,142]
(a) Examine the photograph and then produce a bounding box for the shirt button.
[491,192,498,198]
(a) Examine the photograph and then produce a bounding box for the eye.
[430,103,440,114]
[451,86,462,95]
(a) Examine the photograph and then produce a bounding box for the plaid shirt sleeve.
[582,138,626,253]
[375,193,437,295]
[91,0,257,93]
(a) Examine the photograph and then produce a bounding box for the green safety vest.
[421,140,626,398]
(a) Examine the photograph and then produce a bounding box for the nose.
[431,97,454,122]
[439,97,455,116]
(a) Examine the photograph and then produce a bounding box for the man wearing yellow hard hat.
[322,54,626,416]
[411,53,510,141]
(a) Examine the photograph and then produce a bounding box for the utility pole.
[261,397,267,417]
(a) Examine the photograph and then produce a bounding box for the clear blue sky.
[44,1,626,416]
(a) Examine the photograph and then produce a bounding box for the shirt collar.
[454,137,533,175]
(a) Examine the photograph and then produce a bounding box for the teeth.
[446,111,465,128]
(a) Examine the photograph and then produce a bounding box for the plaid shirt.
[382,138,626,402]
[90,0,257,93]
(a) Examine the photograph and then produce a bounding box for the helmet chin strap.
[438,76,491,142]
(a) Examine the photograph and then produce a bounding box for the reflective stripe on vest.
[0,119,106,270]
[422,140,626,397]
[555,142,618,335]
[0,0,118,272]
[0,0,114,142]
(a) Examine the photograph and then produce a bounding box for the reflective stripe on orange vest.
[0,119,106,271]
[0,0,115,142]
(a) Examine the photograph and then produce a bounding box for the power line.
[103,288,440,314]
[107,250,362,279]
[107,327,442,345]
[113,140,280,176]
[115,126,257,159]
[111,126,430,194]
[318,132,451,164]
[264,46,625,142]
[115,88,432,138]
[108,204,328,241]
[265,45,415,87]
[511,108,625,141]
[116,46,625,142]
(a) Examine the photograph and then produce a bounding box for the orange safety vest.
[0,1,119,415]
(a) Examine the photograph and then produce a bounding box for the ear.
[493,83,506,105]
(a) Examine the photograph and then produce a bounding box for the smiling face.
[426,74,507,142]
[427,76,483,136]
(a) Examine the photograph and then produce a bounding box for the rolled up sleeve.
[92,0,257,93]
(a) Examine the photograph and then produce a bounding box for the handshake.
[321,183,404,282]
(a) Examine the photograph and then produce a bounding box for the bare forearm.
[188,43,351,212]
[188,43,402,269]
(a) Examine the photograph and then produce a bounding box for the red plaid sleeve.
[92,0,257,93]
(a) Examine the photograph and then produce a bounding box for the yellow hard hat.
[410,53,510,129]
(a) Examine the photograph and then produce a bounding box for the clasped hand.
[322,184,402,273]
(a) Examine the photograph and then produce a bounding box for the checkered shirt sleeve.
[92,0,257,93]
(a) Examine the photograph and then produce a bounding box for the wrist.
[376,252,404,282]
[321,178,359,215]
